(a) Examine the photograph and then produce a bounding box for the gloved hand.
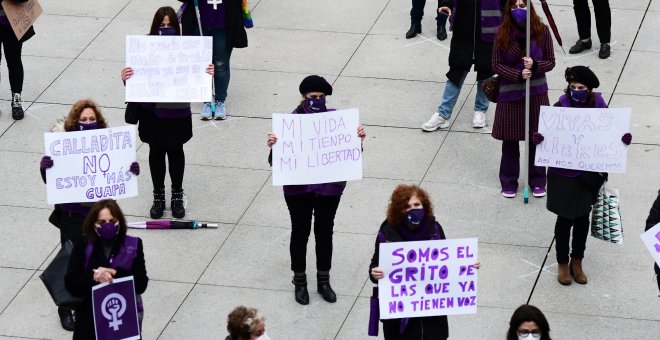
[621,133,632,145]
[40,156,54,170]
[130,162,140,175]
[532,132,544,145]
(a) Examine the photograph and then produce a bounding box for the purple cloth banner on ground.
[92,276,140,340]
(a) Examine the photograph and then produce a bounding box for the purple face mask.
[96,222,120,241]
[570,88,589,102]
[78,122,99,131]
[511,8,527,24]
[404,209,425,229]
[157,27,177,36]
[307,97,326,112]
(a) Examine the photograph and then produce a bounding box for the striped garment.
[491,94,549,141]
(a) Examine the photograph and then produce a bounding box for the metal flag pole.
[523,0,532,204]
[194,0,217,114]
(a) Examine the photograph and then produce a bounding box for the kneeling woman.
[65,199,148,340]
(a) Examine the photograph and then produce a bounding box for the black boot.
[292,274,309,305]
[599,43,611,59]
[11,92,24,120]
[317,272,337,303]
[58,307,75,331]
[150,188,165,219]
[171,188,185,219]
[569,39,592,54]
[437,24,447,41]
[405,23,421,39]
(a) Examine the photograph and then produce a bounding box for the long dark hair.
[506,305,552,340]
[149,6,180,36]
[82,199,128,243]
[495,0,545,51]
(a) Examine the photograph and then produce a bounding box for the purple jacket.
[451,0,502,43]
[139,102,191,119]
[282,105,346,197]
[198,0,227,29]
[548,93,607,177]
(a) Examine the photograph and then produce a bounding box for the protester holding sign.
[533,66,631,285]
[178,0,249,120]
[644,190,660,293]
[491,0,555,198]
[368,185,479,339]
[266,75,366,305]
[226,306,268,340]
[39,99,139,331]
[0,0,35,120]
[506,304,552,340]
[65,199,149,340]
[121,6,214,219]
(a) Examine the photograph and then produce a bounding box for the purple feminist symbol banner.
[378,238,478,319]
[271,108,363,186]
[640,222,660,267]
[92,276,140,340]
[534,106,631,173]
[43,126,138,204]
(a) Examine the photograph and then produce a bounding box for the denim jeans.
[203,28,233,103]
[437,71,489,120]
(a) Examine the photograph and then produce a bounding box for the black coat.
[137,106,192,146]
[645,191,660,290]
[369,219,449,340]
[178,0,248,48]
[65,235,148,340]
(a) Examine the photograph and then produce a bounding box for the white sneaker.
[473,111,486,128]
[422,113,449,131]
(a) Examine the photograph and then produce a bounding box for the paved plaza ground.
[1,0,659,339]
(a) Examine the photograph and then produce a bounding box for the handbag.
[39,241,83,308]
[481,75,500,103]
[125,102,141,125]
[48,205,61,229]
[590,182,623,244]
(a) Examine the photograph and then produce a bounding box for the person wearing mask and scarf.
[65,199,148,340]
[491,0,555,199]
[368,185,479,339]
[39,99,140,331]
[506,304,552,340]
[266,75,366,305]
[121,6,214,219]
[533,66,632,285]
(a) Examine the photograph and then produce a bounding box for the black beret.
[565,66,600,89]
[299,75,333,96]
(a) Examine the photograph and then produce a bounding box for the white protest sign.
[271,108,362,186]
[43,126,138,205]
[534,106,631,173]
[640,223,660,267]
[378,238,478,319]
[125,35,212,103]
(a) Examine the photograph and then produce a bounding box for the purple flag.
[92,276,141,340]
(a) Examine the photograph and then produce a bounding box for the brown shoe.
[570,258,588,284]
[557,263,572,285]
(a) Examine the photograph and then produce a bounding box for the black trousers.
[148,143,185,190]
[382,316,448,340]
[411,0,447,26]
[285,192,341,273]
[554,215,590,264]
[573,0,611,43]
[0,25,24,93]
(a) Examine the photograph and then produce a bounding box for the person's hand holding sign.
[267,133,278,148]
[371,267,385,280]
[357,124,366,142]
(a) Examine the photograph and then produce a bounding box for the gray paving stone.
[0,100,19,135]
[615,51,660,96]
[370,0,453,37]
[633,12,660,53]
[0,56,71,102]
[551,0,651,11]
[0,268,33,313]
[115,0,183,21]
[78,18,149,62]
[159,284,355,340]
[140,280,194,340]
[22,15,110,59]
[41,0,132,18]
[0,206,58,269]
[0,151,49,210]
[608,94,660,145]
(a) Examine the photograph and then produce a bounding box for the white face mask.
[518,333,541,340]
[256,333,271,340]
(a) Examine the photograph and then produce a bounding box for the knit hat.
[565,66,600,89]
[299,75,333,96]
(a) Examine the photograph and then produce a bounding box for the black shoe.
[405,23,421,39]
[171,188,185,219]
[58,307,75,331]
[569,39,592,54]
[599,43,610,59]
[11,92,24,120]
[150,188,165,219]
[437,25,447,41]
[317,273,337,303]
[292,275,309,305]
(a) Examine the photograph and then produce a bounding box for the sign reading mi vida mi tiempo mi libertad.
[43,126,138,205]
[534,106,631,173]
[124,35,213,103]
[92,276,140,340]
[378,238,478,319]
[271,108,363,186]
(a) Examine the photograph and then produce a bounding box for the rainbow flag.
[242,0,253,28]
